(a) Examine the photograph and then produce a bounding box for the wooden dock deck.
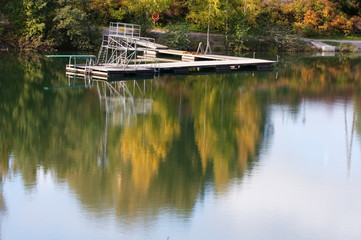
[66,53,276,78]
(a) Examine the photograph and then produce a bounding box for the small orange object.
[152,12,160,21]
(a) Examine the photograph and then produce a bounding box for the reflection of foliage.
[185,75,266,193]
[190,77,239,192]
[3,53,361,223]
[277,57,361,97]
[0,141,10,214]
[120,92,180,191]
[355,96,361,140]
[0,52,104,187]
[237,91,264,172]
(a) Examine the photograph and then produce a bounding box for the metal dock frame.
[97,22,158,73]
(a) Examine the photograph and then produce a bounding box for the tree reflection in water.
[0,53,361,223]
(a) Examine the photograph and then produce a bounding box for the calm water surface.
[0,53,361,240]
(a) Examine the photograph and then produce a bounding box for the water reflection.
[1,53,361,239]
[344,97,360,175]
[356,96,361,144]
[0,150,8,220]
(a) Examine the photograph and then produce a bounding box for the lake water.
[0,53,361,240]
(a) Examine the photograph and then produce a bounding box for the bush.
[351,16,361,34]
[160,24,190,50]
[229,24,312,53]
[338,43,360,52]
[17,35,54,51]
[229,23,250,54]
[257,25,310,52]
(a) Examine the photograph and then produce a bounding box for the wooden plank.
[155,50,248,61]
[136,40,168,49]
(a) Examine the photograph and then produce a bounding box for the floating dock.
[66,56,275,78]
[56,22,276,79]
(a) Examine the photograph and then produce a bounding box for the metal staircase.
[97,22,158,72]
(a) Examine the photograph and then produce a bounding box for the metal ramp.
[97,22,159,72]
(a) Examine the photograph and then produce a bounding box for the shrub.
[229,23,250,54]
[17,35,54,51]
[351,16,361,34]
[231,24,311,53]
[338,43,360,52]
[160,24,190,50]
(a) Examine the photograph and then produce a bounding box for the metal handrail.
[109,22,141,37]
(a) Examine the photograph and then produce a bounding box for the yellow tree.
[187,0,226,30]
[126,0,173,17]
[230,0,263,27]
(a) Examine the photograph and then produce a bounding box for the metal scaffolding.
[97,22,158,71]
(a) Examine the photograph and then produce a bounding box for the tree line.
[1,0,361,51]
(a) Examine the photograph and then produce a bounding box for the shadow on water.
[0,52,361,223]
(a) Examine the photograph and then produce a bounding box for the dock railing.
[109,22,141,38]
[97,24,158,72]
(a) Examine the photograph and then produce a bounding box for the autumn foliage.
[259,0,361,36]
[1,0,361,50]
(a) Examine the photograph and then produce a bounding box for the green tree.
[18,0,55,50]
[89,0,125,25]
[126,0,173,15]
[0,0,52,50]
[187,0,226,30]
[51,4,100,50]
[125,0,173,25]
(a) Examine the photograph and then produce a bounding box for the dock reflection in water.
[0,53,361,239]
